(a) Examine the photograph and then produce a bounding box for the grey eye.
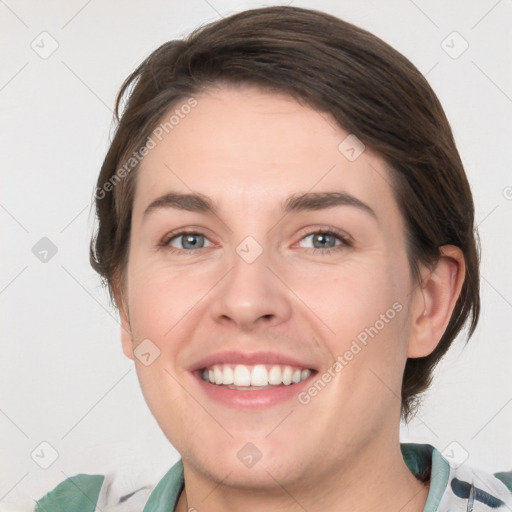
[300,232,340,249]
[169,233,212,250]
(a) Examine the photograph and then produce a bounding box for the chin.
[182,438,312,489]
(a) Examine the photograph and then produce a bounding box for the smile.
[200,363,313,388]
[193,365,317,408]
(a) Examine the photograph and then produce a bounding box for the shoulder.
[447,464,512,511]
[401,442,512,511]
[29,459,183,512]
[35,474,104,512]
[35,472,154,512]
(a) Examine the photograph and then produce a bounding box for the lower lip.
[192,371,316,409]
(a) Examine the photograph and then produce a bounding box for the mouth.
[191,363,318,408]
[198,363,314,389]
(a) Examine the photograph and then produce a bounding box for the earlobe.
[407,245,466,358]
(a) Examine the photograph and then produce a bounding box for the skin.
[116,84,465,512]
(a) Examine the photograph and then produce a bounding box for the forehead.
[132,85,402,229]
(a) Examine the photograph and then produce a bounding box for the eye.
[160,231,214,253]
[159,227,352,255]
[296,229,351,255]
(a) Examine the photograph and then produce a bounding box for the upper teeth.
[201,364,312,386]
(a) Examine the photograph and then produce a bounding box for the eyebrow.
[143,190,377,220]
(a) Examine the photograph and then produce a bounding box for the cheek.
[128,283,171,344]
[126,257,200,343]
[293,259,402,336]
[300,257,410,380]
[126,264,192,431]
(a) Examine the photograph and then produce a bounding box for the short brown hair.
[90,5,480,422]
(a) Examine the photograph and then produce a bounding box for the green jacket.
[35,443,512,512]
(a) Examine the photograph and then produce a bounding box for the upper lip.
[188,351,318,372]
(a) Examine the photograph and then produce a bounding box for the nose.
[208,239,292,332]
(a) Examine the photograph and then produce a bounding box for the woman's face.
[120,85,420,487]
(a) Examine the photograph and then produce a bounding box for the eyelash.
[158,228,352,256]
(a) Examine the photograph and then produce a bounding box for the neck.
[174,438,430,512]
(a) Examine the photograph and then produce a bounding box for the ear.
[120,305,135,361]
[407,245,466,358]
[113,276,134,361]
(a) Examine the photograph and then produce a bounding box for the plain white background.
[1,0,511,505]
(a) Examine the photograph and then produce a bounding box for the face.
[119,85,419,489]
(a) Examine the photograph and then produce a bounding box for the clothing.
[34,443,512,512]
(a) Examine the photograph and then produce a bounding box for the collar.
[142,443,450,512]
